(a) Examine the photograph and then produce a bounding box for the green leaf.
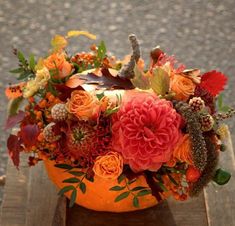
[156,182,168,192]
[131,64,150,90]
[167,173,178,186]
[68,171,85,177]
[217,94,223,110]
[97,41,106,60]
[109,186,126,191]
[29,54,36,71]
[137,189,152,197]
[96,92,105,100]
[69,189,77,208]
[7,97,24,117]
[79,182,86,194]
[104,107,120,116]
[118,174,126,184]
[127,179,137,185]
[54,163,73,170]
[17,51,27,66]
[62,177,80,183]
[213,168,231,185]
[133,196,139,208]
[9,68,24,74]
[58,185,75,196]
[150,67,170,96]
[114,191,130,202]
[48,81,58,96]
[17,71,32,80]
[131,186,147,192]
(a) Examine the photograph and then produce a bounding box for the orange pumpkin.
[44,159,167,212]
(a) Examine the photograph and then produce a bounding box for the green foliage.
[54,163,73,170]
[217,94,230,112]
[79,182,86,194]
[136,189,152,197]
[62,177,80,183]
[94,41,107,68]
[117,174,126,184]
[58,185,75,196]
[69,171,85,177]
[96,92,105,100]
[133,196,139,208]
[10,50,36,81]
[109,186,126,191]
[131,186,147,191]
[114,191,130,202]
[69,189,77,208]
[213,168,231,185]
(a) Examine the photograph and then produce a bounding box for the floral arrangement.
[5,30,234,210]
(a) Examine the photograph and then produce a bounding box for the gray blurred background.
[0,0,234,205]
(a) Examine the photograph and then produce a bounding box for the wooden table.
[0,131,235,226]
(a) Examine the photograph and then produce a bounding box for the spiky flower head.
[51,103,68,121]
[43,122,61,142]
[189,97,205,112]
[199,114,214,131]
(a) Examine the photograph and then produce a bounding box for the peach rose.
[170,74,196,101]
[67,90,100,120]
[93,152,123,180]
[172,134,193,165]
[43,53,72,78]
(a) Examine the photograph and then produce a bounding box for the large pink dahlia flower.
[112,91,182,172]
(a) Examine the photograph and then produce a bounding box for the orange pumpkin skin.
[44,159,165,212]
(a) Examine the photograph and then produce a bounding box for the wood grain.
[66,194,208,226]
[204,129,235,226]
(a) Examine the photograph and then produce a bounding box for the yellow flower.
[23,67,50,98]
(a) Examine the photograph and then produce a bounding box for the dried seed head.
[51,103,68,121]
[200,114,214,131]
[189,97,205,112]
[43,122,61,142]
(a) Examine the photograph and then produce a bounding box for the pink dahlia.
[112,91,182,172]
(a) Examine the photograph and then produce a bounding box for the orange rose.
[172,134,193,165]
[170,74,196,101]
[43,53,72,78]
[93,152,123,180]
[67,90,100,120]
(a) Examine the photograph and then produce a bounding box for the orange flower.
[172,134,194,165]
[5,83,24,99]
[67,90,100,120]
[43,53,72,78]
[170,74,196,101]
[93,152,123,180]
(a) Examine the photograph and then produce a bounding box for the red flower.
[199,70,227,97]
[112,91,182,172]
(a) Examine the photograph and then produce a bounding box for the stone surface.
[0,0,234,205]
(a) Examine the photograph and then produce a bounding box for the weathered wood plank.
[0,155,59,226]
[66,194,208,226]
[0,156,29,226]
[204,129,235,226]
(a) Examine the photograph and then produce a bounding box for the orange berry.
[46,92,52,99]
[37,132,44,142]
[186,166,201,182]
[48,95,55,102]
[39,99,47,108]
[29,97,35,103]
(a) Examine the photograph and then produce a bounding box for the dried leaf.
[131,63,150,89]
[5,110,25,130]
[79,68,135,90]
[51,35,68,52]
[66,30,96,40]
[150,67,170,96]
[7,134,22,168]
[20,124,40,147]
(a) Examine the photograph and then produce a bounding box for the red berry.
[186,166,201,182]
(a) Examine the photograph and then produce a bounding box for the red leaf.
[55,84,84,101]
[79,68,135,89]
[7,134,22,168]
[199,70,228,96]
[20,124,40,147]
[4,110,25,130]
